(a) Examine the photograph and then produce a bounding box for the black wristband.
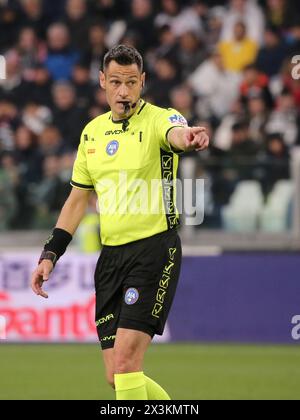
[42,228,73,262]
[38,250,58,266]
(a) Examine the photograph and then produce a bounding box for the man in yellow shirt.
[31,45,209,400]
[219,21,258,72]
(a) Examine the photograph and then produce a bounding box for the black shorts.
[94,229,182,350]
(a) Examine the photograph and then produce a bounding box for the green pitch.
[0,343,299,400]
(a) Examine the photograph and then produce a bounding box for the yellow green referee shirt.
[71,99,188,246]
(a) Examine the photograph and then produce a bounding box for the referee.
[31,45,209,400]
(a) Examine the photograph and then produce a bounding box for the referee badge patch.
[168,114,188,126]
[124,288,139,305]
[106,140,119,156]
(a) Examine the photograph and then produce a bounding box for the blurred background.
[0,0,300,400]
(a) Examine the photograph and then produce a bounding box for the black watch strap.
[39,250,58,266]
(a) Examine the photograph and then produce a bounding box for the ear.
[141,72,146,89]
[99,71,106,89]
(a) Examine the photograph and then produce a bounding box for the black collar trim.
[137,102,147,115]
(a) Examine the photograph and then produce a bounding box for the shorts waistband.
[102,228,178,250]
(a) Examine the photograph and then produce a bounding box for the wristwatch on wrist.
[38,250,58,266]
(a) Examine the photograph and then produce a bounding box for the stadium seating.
[259,180,294,232]
[221,181,264,232]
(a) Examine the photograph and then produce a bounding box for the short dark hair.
[103,45,143,72]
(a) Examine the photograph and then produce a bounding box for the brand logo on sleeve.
[106,140,119,156]
[168,114,188,126]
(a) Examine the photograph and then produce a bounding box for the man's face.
[100,61,145,119]
[234,23,246,41]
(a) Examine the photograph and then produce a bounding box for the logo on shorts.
[125,288,139,305]
[106,140,119,156]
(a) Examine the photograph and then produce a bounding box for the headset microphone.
[122,101,139,131]
[124,102,131,114]
[123,101,138,114]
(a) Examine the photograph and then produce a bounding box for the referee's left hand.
[31,260,54,299]
[184,127,210,152]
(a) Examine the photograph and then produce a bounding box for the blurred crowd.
[0,0,300,230]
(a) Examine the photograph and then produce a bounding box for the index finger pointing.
[190,126,207,134]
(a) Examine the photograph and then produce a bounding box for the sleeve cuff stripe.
[165,125,185,140]
[70,181,94,190]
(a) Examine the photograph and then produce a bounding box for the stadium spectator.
[146,25,178,71]
[21,102,52,135]
[221,0,265,45]
[92,87,110,115]
[214,98,246,151]
[226,120,259,180]
[38,125,63,156]
[63,0,91,51]
[0,50,31,107]
[196,120,232,211]
[169,85,198,126]
[24,64,53,107]
[14,124,41,184]
[280,60,300,109]
[146,56,180,108]
[155,0,203,38]
[128,0,156,52]
[246,93,270,145]
[260,132,290,194]
[239,65,273,109]
[287,20,300,58]
[176,31,206,79]
[51,81,89,149]
[59,151,76,186]
[264,0,298,31]
[0,1,21,51]
[16,27,47,81]
[218,21,258,73]
[0,152,17,230]
[89,0,127,22]
[205,6,226,52]
[71,61,95,109]
[18,0,51,39]
[31,155,70,228]
[188,50,241,119]
[265,88,300,147]
[44,23,80,81]
[0,99,20,152]
[256,26,288,78]
[82,23,108,85]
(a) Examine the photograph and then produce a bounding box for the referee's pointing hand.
[31,260,54,299]
[184,127,210,152]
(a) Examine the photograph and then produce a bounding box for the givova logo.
[291,315,300,340]
[0,315,6,340]
[0,55,6,80]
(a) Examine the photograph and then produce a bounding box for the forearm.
[168,127,187,152]
[56,195,88,236]
[39,188,92,266]
[168,126,209,153]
